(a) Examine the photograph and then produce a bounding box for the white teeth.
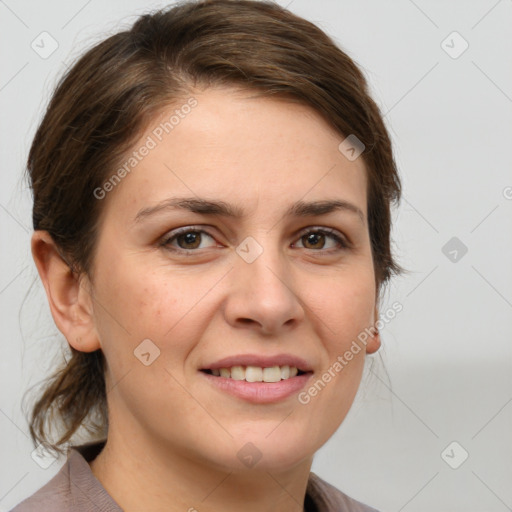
[230,365,245,380]
[245,366,263,382]
[263,366,282,382]
[209,365,302,382]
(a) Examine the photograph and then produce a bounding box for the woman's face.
[87,87,380,472]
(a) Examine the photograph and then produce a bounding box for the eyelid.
[294,226,349,249]
[159,225,217,250]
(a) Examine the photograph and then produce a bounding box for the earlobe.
[31,230,101,353]
[365,306,381,355]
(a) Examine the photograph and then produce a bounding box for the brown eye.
[294,228,347,251]
[175,231,202,250]
[161,228,216,252]
[302,232,326,250]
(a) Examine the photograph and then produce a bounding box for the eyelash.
[159,225,349,254]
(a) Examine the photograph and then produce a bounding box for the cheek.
[96,259,179,331]
[314,268,376,343]
[92,260,213,373]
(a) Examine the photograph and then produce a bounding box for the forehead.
[100,87,368,223]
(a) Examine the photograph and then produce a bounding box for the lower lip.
[199,371,313,404]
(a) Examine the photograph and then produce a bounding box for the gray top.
[10,441,379,512]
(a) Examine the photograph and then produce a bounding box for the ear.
[365,305,381,355]
[31,230,101,353]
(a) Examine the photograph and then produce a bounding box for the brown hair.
[26,0,402,455]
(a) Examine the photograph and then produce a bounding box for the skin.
[32,87,381,512]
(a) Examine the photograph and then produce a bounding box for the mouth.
[199,366,313,404]
[200,365,310,382]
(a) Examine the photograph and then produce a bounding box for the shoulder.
[307,472,380,512]
[10,441,121,512]
[9,459,72,512]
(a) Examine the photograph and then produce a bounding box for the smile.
[202,365,306,382]
[199,367,313,404]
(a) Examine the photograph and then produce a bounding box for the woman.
[12,0,402,510]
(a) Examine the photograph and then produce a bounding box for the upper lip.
[201,353,313,372]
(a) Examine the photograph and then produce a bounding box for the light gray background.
[1,0,511,510]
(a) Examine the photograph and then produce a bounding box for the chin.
[209,431,317,474]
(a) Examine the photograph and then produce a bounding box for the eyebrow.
[134,197,365,224]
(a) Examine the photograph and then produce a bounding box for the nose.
[223,237,305,335]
